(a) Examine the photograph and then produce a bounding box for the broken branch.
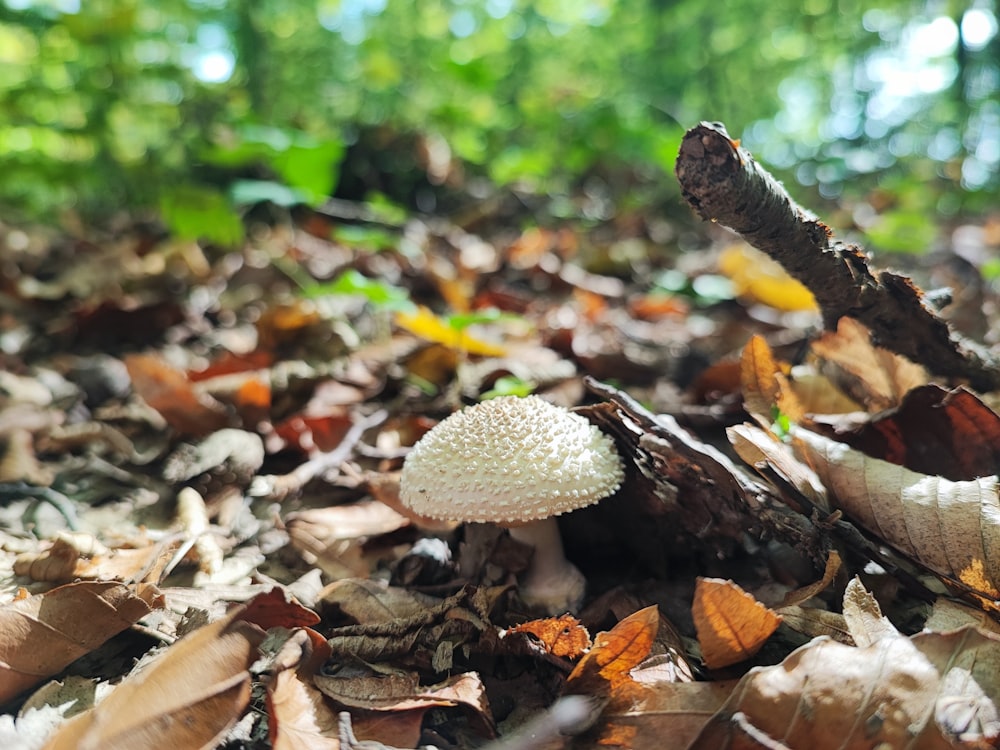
[675,121,1000,392]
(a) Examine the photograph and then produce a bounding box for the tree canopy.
[1,0,997,238]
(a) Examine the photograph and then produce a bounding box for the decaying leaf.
[790,424,1000,599]
[286,501,412,579]
[692,578,782,670]
[0,581,163,703]
[14,534,174,584]
[587,680,735,750]
[841,576,898,647]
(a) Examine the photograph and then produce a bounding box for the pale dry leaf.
[691,626,1000,749]
[925,599,1000,637]
[841,576,898,647]
[810,316,929,411]
[790,424,1000,598]
[727,423,828,510]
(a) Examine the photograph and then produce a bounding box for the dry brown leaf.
[692,578,782,670]
[314,668,491,723]
[810,316,929,411]
[808,384,1000,482]
[787,364,863,414]
[0,581,163,703]
[42,594,270,750]
[690,626,1000,749]
[925,599,1000,638]
[14,534,174,584]
[268,666,341,750]
[778,549,842,609]
[286,501,412,579]
[790,424,1000,599]
[125,353,229,437]
[589,680,735,749]
[265,628,339,750]
[564,605,659,696]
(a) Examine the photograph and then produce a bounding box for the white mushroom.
[399,395,624,614]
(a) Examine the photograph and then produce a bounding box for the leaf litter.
[2,125,1000,748]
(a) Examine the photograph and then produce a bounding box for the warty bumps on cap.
[399,394,624,523]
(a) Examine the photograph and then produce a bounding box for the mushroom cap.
[399,395,624,523]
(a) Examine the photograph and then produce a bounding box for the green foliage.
[159,184,243,245]
[481,376,535,400]
[0,0,996,224]
[304,269,414,312]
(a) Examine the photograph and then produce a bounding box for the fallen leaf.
[810,317,929,411]
[808,384,1000,482]
[0,581,163,703]
[739,335,803,427]
[690,626,1000,749]
[692,578,782,669]
[589,680,735,749]
[565,605,659,695]
[841,576,899,647]
[125,353,229,437]
[42,591,277,750]
[506,614,591,659]
[790,424,1000,599]
[395,305,506,356]
[718,243,817,312]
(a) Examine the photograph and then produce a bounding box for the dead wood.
[674,121,1000,392]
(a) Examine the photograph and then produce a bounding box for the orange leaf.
[740,335,803,427]
[693,578,781,669]
[506,615,591,659]
[565,605,659,695]
[125,353,229,437]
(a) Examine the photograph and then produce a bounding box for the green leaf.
[864,210,937,254]
[481,376,535,400]
[445,308,521,332]
[304,269,414,311]
[332,225,399,251]
[159,185,243,246]
[229,180,307,208]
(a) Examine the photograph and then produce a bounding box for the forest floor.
[3,134,1000,749]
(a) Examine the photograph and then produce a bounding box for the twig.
[249,409,388,501]
[674,121,1000,391]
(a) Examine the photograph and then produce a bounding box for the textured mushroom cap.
[399,395,624,523]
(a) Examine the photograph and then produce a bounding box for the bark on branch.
[675,121,1000,392]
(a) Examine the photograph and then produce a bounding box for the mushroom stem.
[508,518,587,614]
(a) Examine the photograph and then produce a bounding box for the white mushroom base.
[508,518,586,615]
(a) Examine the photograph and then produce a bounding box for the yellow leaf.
[394,306,506,357]
[718,243,817,312]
